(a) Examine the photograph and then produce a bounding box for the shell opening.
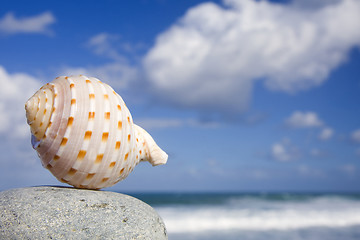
[25,85,55,141]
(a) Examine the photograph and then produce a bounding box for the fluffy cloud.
[285,111,323,128]
[87,33,126,61]
[297,165,324,178]
[318,127,334,140]
[0,66,42,138]
[351,129,360,143]
[60,33,140,91]
[271,143,290,161]
[340,164,356,176]
[310,148,329,158]
[356,148,360,157]
[271,140,299,162]
[0,12,55,35]
[61,62,138,91]
[135,118,184,129]
[143,0,360,115]
[135,117,220,130]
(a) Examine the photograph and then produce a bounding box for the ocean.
[128,192,360,240]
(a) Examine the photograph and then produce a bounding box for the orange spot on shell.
[60,138,68,146]
[120,168,124,175]
[60,178,69,183]
[86,173,95,179]
[89,112,95,119]
[117,104,121,111]
[104,112,110,119]
[96,154,104,163]
[115,141,121,149]
[109,162,116,168]
[127,134,131,142]
[102,177,109,182]
[118,121,122,130]
[124,153,129,161]
[68,168,77,175]
[71,99,76,105]
[104,94,109,100]
[77,150,86,160]
[86,79,91,84]
[70,83,74,88]
[102,132,109,142]
[67,117,74,127]
[54,155,60,160]
[89,94,95,99]
[84,131,92,140]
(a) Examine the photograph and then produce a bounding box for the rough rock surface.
[0,186,167,239]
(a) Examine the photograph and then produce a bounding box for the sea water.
[128,192,360,240]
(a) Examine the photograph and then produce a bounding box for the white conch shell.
[25,75,168,189]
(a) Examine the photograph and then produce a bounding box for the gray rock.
[0,186,167,239]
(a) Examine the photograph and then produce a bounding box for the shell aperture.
[25,75,168,189]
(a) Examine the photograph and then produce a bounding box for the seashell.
[25,75,168,189]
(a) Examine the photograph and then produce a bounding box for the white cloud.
[249,169,268,180]
[319,127,334,140]
[310,148,329,158]
[271,143,291,162]
[0,12,55,35]
[61,33,140,91]
[355,148,360,157]
[87,33,124,61]
[351,129,360,143]
[135,117,220,130]
[143,0,360,115]
[297,165,325,177]
[291,0,342,9]
[271,140,299,162]
[86,33,146,61]
[340,164,356,176]
[285,111,323,128]
[136,118,184,129]
[0,66,42,138]
[61,62,138,91]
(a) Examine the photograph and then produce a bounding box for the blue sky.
[0,0,360,192]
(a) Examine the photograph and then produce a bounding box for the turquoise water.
[126,192,360,240]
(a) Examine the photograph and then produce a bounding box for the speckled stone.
[0,186,167,239]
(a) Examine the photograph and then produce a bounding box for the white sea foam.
[156,196,360,233]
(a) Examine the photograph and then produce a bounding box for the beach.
[130,192,360,240]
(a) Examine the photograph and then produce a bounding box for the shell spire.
[25,84,54,141]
